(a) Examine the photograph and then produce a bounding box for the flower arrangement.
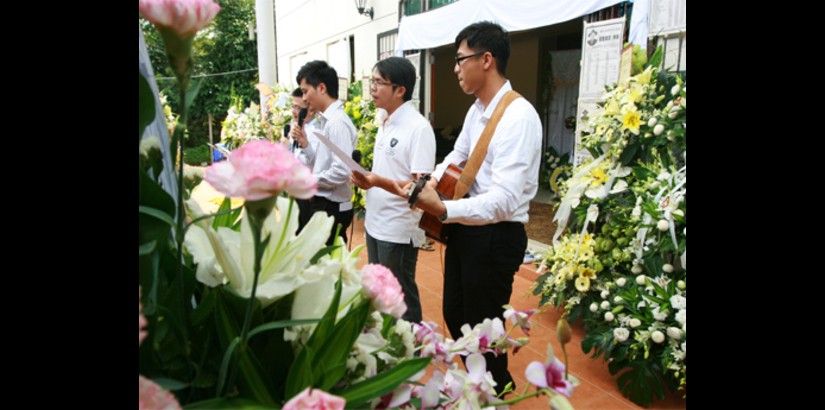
[140,4,577,408]
[540,147,572,195]
[220,97,270,148]
[531,46,686,406]
[343,84,378,214]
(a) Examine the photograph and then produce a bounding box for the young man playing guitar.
[351,57,436,323]
[407,21,542,394]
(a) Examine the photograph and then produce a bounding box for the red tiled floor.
[346,218,686,410]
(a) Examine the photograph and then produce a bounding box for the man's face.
[291,96,307,120]
[369,69,400,111]
[299,79,322,112]
[454,39,486,95]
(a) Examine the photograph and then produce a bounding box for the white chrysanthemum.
[613,296,623,304]
[653,123,665,136]
[590,302,599,312]
[675,309,686,325]
[651,330,665,343]
[652,306,668,321]
[616,278,627,287]
[636,275,647,285]
[613,327,630,342]
[677,280,686,289]
[657,220,670,231]
[667,327,682,340]
[604,312,615,321]
[600,290,610,299]
[662,264,674,273]
[600,301,611,310]
[629,318,642,328]
[632,265,643,274]
[670,295,686,310]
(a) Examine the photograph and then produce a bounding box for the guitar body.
[418,163,463,243]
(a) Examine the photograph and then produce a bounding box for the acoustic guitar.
[408,163,464,243]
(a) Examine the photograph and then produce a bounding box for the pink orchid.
[525,357,574,397]
[361,264,407,318]
[503,304,538,335]
[283,387,346,410]
[139,0,221,37]
[139,375,181,410]
[205,139,317,201]
[139,287,147,346]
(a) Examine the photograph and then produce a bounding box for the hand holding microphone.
[292,108,309,151]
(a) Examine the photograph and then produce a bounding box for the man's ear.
[317,82,327,95]
[482,52,495,72]
[395,85,407,100]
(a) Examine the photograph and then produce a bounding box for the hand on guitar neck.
[350,170,411,199]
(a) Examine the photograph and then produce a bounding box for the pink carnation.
[139,0,222,37]
[525,358,574,397]
[283,387,346,410]
[361,264,407,318]
[139,375,181,410]
[205,139,317,200]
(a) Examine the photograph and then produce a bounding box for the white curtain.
[545,49,581,157]
[395,0,625,54]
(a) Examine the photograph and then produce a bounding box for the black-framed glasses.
[369,78,398,88]
[455,51,486,65]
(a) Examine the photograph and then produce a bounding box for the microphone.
[298,108,308,127]
[352,149,362,164]
[284,124,295,152]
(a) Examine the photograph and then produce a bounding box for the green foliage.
[141,0,260,148]
[184,145,211,165]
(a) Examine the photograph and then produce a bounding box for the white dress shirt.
[299,100,358,207]
[432,81,542,225]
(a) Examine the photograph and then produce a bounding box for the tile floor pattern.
[344,217,686,409]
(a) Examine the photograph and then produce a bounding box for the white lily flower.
[651,331,665,343]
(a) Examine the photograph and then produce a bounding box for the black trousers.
[443,221,527,392]
[296,196,353,246]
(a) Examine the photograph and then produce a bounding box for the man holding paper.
[293,60,358,245]
[350,57,436,322]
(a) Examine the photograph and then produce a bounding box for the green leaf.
[619,142,640,166]
[310,245,341,264]
[314,301,371,391]
[647,45,663,70]
[248,319,321,339]
[139,71,156,139]
[185,78,203,111]
[337,358,431,408]
[139,168,176,247]
[153,377,189,391]
[615,359,666,406]
[212,197,240,230]
[139,240,156,255]
[184,397,269,410]
[284,344,315,400]
[140,205,177,228]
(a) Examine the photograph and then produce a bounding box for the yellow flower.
[574,275,590,292]
[580,267,596,279]
[353,96,362,104]
[604,100,620,116]
[635,67,653,85]
[621,107,641,135]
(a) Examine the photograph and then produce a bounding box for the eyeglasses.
[369,78,398,88]
[455,51,486,65]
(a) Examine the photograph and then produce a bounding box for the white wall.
[275,0,401,89]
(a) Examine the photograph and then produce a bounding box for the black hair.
[291,87,303,98]
[296,60,339,99]
[373,57,416,102]
[454,21,510,76]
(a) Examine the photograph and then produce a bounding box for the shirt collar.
[383,101,414,128]
[473,80,513,121]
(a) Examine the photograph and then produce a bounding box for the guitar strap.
[452,90,522,199]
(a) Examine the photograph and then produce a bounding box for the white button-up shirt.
[299,100,358,207]
[432,81,542,224]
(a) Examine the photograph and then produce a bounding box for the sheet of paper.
[312,130,369,175]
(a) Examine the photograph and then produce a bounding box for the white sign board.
[649,0,686,36]
[575,17,625,165]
